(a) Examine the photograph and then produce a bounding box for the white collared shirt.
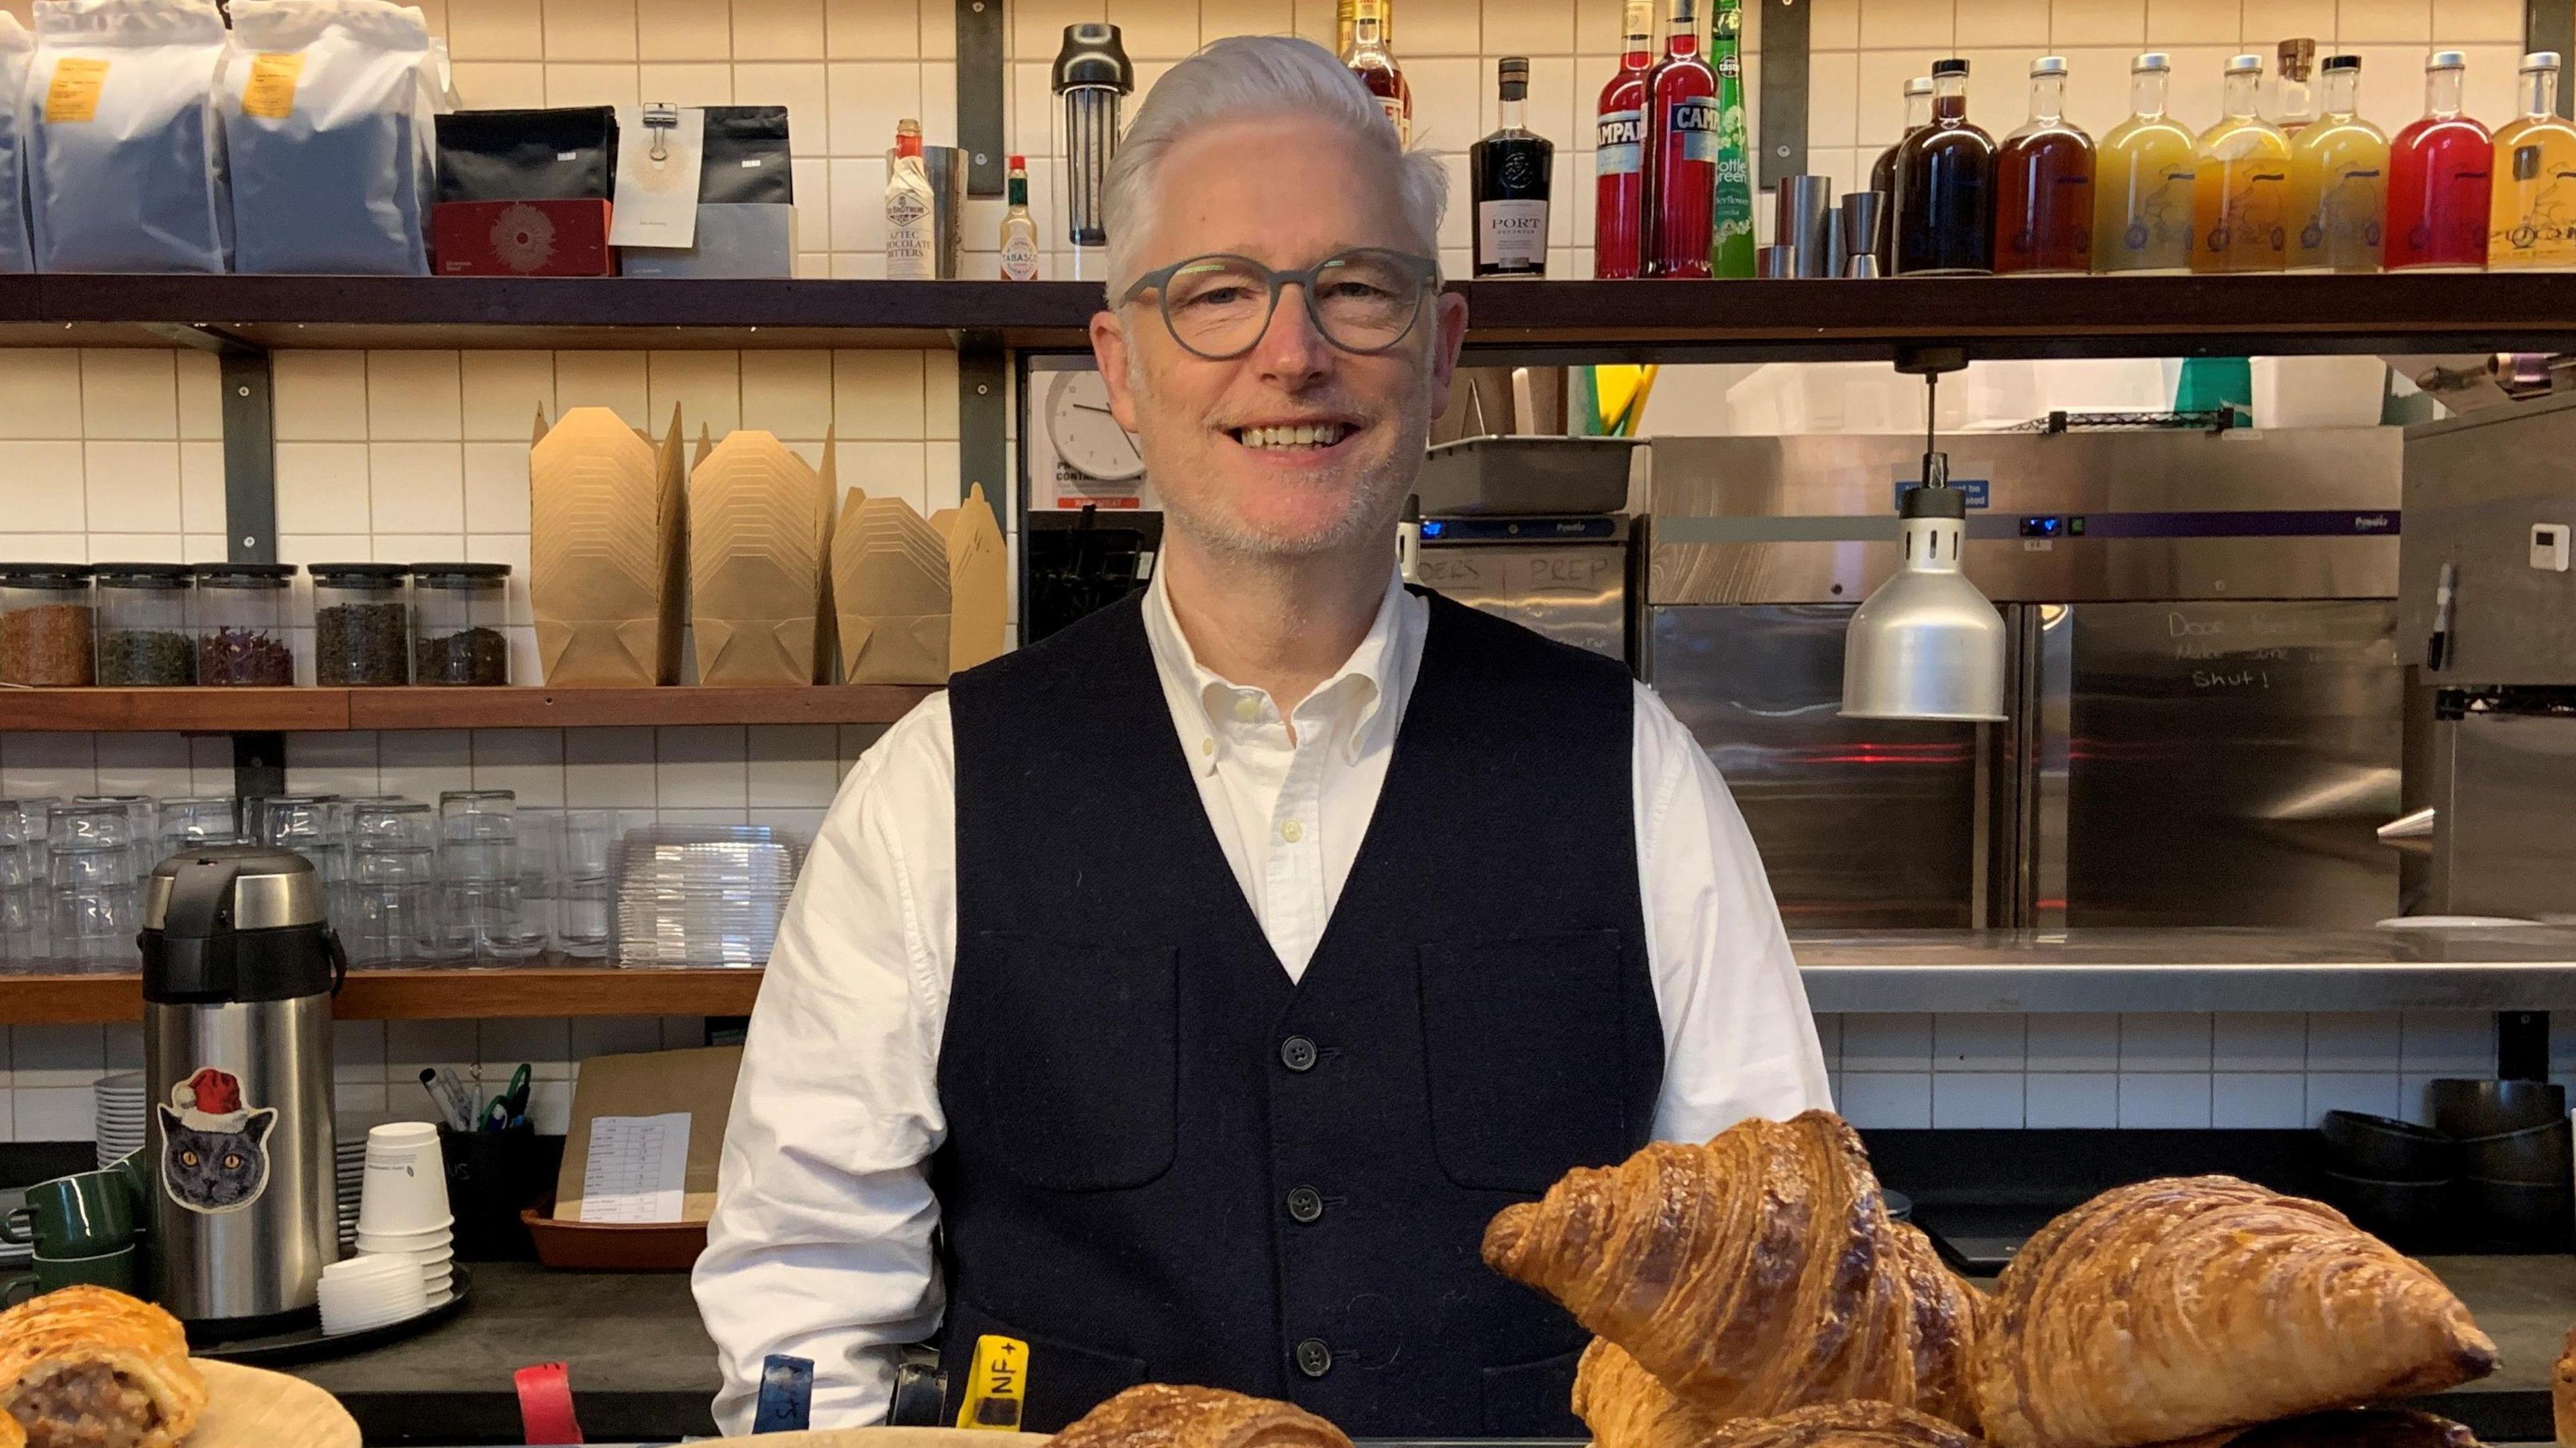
[693,567,1831,1433]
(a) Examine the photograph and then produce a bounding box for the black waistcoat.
[936,590,1662,1436]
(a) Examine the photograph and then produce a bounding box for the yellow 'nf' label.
[953,1333,1028,1431]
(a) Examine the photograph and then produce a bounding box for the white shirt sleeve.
[1632,679,1835,1142]
[692,698,961,1434]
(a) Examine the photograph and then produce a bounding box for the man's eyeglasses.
[1118,247,1442,361]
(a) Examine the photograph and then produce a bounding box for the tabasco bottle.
[1641,0,1717,278]
[1593,0,1655,278]
[1890,58,1996,274]
[1707,0,1754,276]
[1994,56,2094,274]
[1343,0,1411,147]
[2387,50,2493,268]
[2488,51,2576,268]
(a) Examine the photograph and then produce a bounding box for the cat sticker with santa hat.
[158,1068,276,1214]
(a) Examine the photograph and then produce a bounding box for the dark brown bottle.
[1994,55,2095,272]
[1892,58,1998,274]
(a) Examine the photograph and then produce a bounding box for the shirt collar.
[1143,564,1415,776]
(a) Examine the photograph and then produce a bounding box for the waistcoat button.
[1279,1036,1318,1072]
[1294,1338,1333,1378]
[1285,1185,1324,1223]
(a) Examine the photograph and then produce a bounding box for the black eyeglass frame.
[1115,247,1444,361]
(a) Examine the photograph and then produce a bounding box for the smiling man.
[693,34,1829,1439]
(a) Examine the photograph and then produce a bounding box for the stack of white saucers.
[317,1254,427,1334]
[93,1074,145,1168]
[353,1121,452,1309]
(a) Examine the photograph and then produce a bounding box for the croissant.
[0,1286,205,1448]
[1483,1110,1980,1431]
[1970,1176,2496,1448]
[1574,1338,1734,1448]
[1698,1401,1978,1448]
[2557,1322,2576,1447]
[1049,1384,1351,1448]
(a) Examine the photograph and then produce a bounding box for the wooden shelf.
[10,271,2576,361]
[0,683,936,732]
[0,963,765,1022]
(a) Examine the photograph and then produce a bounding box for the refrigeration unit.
[2396,390,2576,923]
[1646,426,2405,930]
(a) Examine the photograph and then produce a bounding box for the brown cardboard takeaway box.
[529,406,690,685]
[687,431,837,685]
[830,482,1007,685]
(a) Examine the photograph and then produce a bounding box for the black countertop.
[284,1256,2576,1445]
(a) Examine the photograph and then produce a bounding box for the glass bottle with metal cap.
[2191,54,2293,272]
[2288,55,2389,272]
[1994,56,2094,274]
[141,845,343,1335]
[2489,51,2576,268]
[2387,50,2494,269]
[2094,52,2197,272]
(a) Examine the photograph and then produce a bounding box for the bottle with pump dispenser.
[2190,54,2293,272]
[2387,50,2494,269]
[2094,53,2197,272]
[1994,56,2094,274]
[2489,51,2576,268]
[2287,55,2387,272]
[1890,58,1996,274]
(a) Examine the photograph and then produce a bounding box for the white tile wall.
[0,0,2534,1137]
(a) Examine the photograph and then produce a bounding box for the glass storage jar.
[411,563,511,685]
[310,562,410,686]
[192,563,295,685]
[93,563,195,685]
[0,564,95,686]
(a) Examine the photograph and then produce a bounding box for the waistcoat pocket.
[1417,930,1636,1193]
[943,1295,1150,1433]
[951,932,1179,1192]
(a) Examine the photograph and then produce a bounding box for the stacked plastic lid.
[611,824,803,968]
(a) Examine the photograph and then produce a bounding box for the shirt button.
[1281,819,1304,843]
[1294,1339,1333,1378]
[1199,736,1214,757]
[1285,1186,1324,1223]
[1234,696,1260,722]
[1279,1036,1318,1072]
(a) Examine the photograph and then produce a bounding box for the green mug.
[1,1171,138,1258]
[2,1245,140,1304]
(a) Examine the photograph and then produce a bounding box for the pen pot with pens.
[421,1065,547,1261]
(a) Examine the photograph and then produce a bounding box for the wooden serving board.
[193,1360,359,1448]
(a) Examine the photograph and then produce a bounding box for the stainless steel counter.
[1794,926,2576,1013]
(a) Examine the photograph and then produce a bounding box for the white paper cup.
[356,1152,451,1236]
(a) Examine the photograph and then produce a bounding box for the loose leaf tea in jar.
[411,563,511,685]
[93,562,195,685]
[310,562,411,685]
[191,561,297,686]
[0,564,96,686]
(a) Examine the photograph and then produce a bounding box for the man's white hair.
[1101,34,1448,301]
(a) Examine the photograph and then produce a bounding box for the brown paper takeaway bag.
[686,431,835,685]
[529,406,689,685]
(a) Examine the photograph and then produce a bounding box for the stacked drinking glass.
[48,803,140,969]
[436,790,545,963]
[351,800,441,967]
[0,801,46,963]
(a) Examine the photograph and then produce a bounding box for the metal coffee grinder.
[1051,23,1134,282]
[140,846,343,1338]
